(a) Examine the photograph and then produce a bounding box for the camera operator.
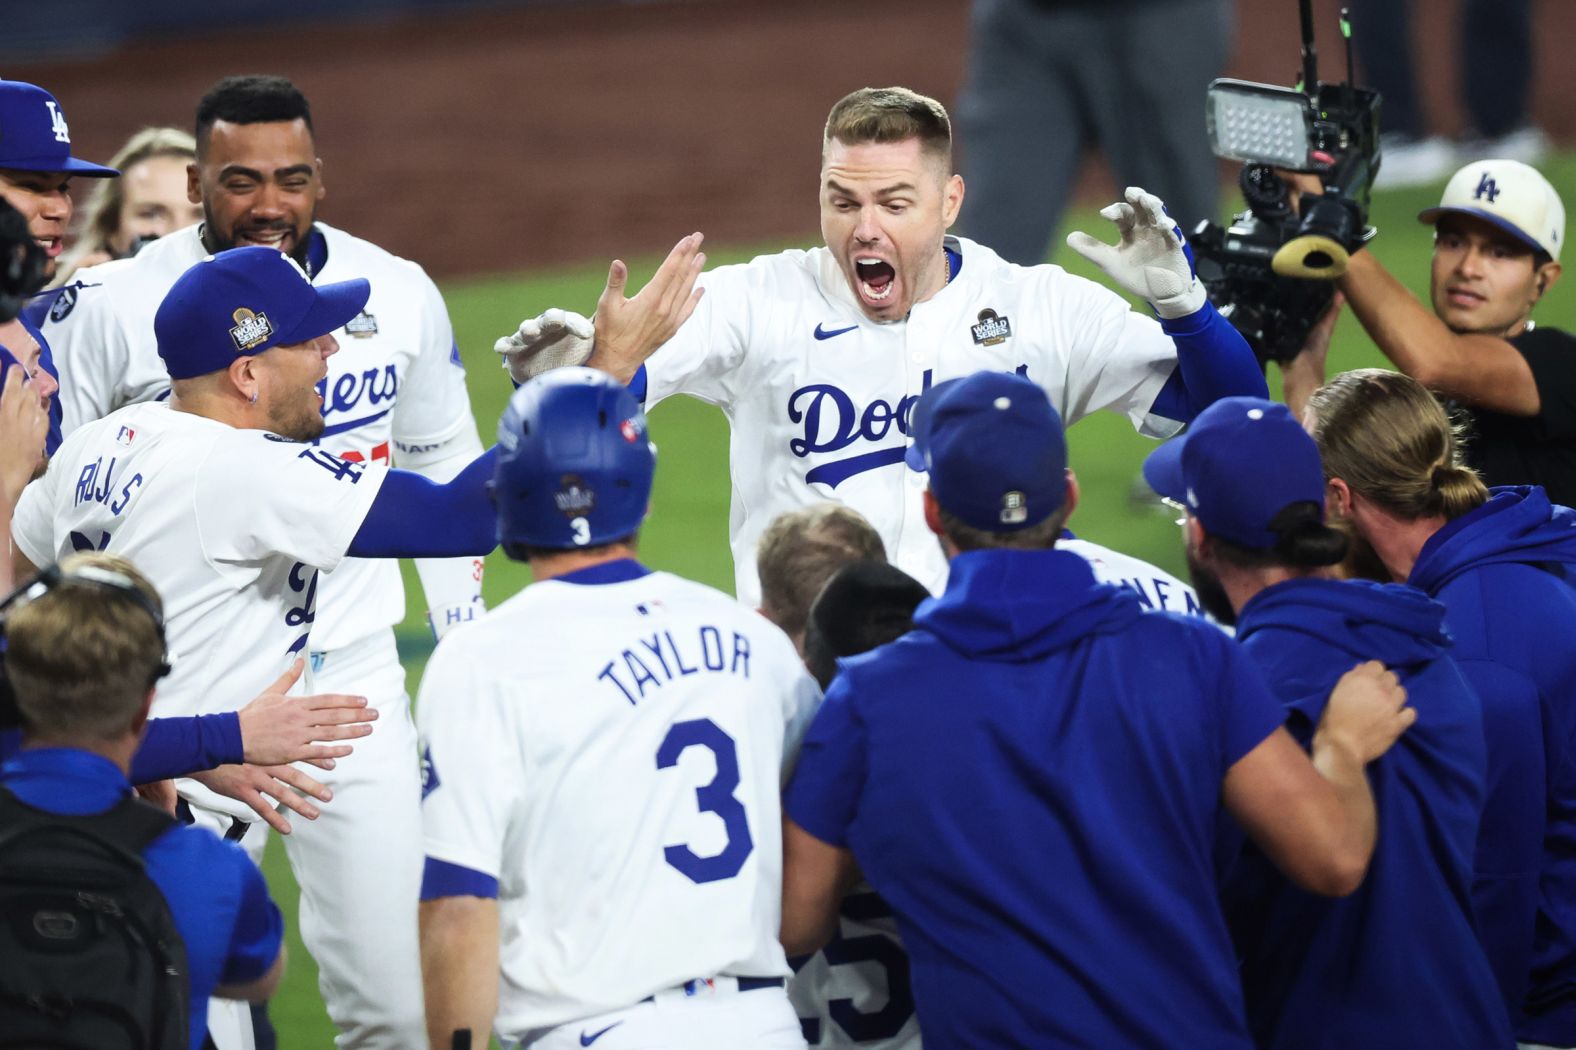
[0,553,285,1048]
[1282,160,1572,506]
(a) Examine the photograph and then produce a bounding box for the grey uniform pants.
[957,0,1231,265]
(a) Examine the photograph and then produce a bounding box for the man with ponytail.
[1143,394,1510,1050]
[1306,368,1576,1048]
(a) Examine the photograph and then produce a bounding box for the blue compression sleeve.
[348,447,499,559]
[1147,301,1268,423]
[129,713,244,783]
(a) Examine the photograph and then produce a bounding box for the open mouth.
[34,236,62,259]
[855,257,896,303]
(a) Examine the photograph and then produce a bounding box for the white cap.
[1419,159,1566,261]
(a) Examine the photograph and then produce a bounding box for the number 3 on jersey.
[656,718,754,883]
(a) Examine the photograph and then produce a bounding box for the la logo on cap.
[229,308,274,353]
[44,100,70,144]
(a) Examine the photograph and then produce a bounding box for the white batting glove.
[493,308,596,385]
[1066,186,1207,319]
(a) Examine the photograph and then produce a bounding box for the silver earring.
[249,391,258,405]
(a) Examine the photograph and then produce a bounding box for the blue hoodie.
[785,548,1286,1049]
[1224,577,1509,1049]
[1409,486,1576,1044]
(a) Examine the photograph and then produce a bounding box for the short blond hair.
[757,504,887,642]
[6,553,167,741]
[1305,369,1488,521]
[823,87,952,165]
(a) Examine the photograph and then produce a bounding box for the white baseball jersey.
[11,400,387,811]
[1061,535,1205,618]
[417,565,821,1042]
[643,235,1184,605]
[42,222,483,650]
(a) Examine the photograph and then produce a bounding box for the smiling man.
[500,87,1266,604]
[1285,159,1574,507]
[34,75,489,1050]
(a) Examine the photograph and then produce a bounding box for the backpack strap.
[0,784,178,858]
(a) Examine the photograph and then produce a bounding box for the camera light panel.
[1206,82,1311,169]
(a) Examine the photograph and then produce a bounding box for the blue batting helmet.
[491,367,656,550]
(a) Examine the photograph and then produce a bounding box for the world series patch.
[554,474,596,516]
[971,308,1012,346]
[344,311,379,338]
[229,307,274,352]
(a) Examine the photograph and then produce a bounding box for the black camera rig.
[1190,0,1382,365]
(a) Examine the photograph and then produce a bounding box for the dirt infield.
[13,0,1576,279]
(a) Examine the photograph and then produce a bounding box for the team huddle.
[1,66,1574,1050]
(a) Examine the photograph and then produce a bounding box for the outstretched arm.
[1338,249,1542,414]
[348,448,499,559]
[1069,186,1267,423]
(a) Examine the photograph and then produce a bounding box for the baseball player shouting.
[418,368,820,1050]
[497,86,1267,603]
[34,76,486,1048]
[11,246,502,1050]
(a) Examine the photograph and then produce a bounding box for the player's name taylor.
[597,624,751,706]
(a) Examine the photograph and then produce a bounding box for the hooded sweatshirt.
[1409,486,1576,1044]
[1225,577,1508,1049]
[785,548,1285,1050]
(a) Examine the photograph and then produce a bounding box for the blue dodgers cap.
[1142,396,1326,549]
[906,371,1068,531]
[0,82,118,177]
[154,246,370,380]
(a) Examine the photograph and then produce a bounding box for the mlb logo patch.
[971,308,1012,347]
[115,425,135,446]
[229,308,274,352]
[344,311,379,338]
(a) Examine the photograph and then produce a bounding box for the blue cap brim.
[1141,435,1189,504]
[904,377,964,473]
[273,277,371,347]
[1418,205,1546,254]
[3,155,120,178]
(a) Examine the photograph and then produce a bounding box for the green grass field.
[260,156,1576,1043]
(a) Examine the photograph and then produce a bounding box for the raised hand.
[1066,187,1206,319]
[494,308,596,385]
[587,232,706,383]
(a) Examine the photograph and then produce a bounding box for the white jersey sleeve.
[198,436,388,573]
[416,632,524,880]
[389,266,478,450]
[641,264,757,409]
[12,462,64,570]
[385,263,487,622]
[1025,266,1180,439]
[44,265,170,435]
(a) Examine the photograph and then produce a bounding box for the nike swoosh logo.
[813,322,858,340]
[580,1021,623,1046]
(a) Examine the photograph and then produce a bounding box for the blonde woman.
[54,127,202,284]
